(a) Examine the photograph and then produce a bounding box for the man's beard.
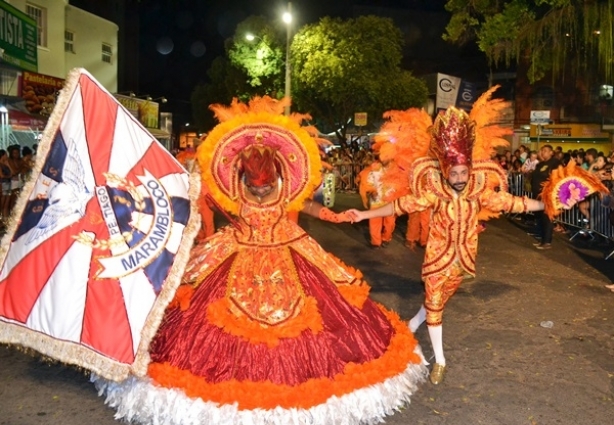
[451,182,467,192]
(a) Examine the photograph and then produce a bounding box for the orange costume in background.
[406,210,430,248]
[358,160,395,247]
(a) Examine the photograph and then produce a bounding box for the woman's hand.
[346,209,366,223]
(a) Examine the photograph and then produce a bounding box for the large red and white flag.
[0,69,198,381]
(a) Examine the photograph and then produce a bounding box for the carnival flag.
[0,69,199,381]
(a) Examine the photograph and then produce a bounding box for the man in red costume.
[348,106,551,385]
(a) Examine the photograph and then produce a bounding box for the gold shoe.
[430,363,446,385]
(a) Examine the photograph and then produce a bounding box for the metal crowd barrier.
[332,161,362,192]
[507,172,614,260]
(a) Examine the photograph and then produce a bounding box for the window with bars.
[102,43,112,63]
[26,3,47,48]
[65,31,75,53]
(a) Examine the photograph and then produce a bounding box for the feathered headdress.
[239,144,280,187]
[430,107,475,178]
[197,96,322,214]
[470,85,513,161]
[373,108,433,200]
[375,85,512,201]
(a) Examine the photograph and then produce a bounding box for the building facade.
[0,0,118,147]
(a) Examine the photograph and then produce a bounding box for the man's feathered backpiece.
[375,85,512,204]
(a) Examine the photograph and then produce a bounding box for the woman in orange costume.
[348,89,551,386]
[93,97,427,424]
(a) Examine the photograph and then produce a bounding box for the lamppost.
[282,3,292,116]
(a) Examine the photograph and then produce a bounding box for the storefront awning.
[6,106,47,129]
[146,127,171,139]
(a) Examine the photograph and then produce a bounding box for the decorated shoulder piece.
[196,96,322,214]
[541,161,608,219]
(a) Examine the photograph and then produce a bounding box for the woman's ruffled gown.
[93,197,427,424]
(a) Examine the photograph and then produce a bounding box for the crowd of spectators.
[325,140,614,194]
[503,145,614,240]
[0,144,37,227]
[498,145,614,184]
[324,139,375,192]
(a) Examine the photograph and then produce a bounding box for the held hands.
[318,208,353,223]
[345,209,366,223]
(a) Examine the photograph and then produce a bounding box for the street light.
[282,2,292,116]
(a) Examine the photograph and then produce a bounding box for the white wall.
[3,0,118,91]
[65,5,118,92]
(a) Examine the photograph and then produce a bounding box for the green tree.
[290,15,428,143]
[191,16,287,131]
[227,16,285,94]
[443,0,614,83]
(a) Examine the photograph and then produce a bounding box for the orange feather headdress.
[375,85,512,204]
[197,96,322,214]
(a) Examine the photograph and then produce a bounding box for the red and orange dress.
[92,98,427,424]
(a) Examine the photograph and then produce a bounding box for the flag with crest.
[0,69,199,381]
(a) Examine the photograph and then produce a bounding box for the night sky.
[75,0,482,124]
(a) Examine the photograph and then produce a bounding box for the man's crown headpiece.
[430,107,475,178]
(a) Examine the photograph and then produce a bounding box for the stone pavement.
[1,193,613,425]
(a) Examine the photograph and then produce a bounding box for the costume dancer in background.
[357,153,396,248]
[176,138,216,242]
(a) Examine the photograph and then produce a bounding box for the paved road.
[1,194,613,425]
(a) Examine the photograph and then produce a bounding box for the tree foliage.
[226,16,286,92]
[291,15,428,142]
[190,15,428,136]
[443,0,614,83]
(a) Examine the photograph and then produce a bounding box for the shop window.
[102,43,112,64]
[26,3,47,48]
[65,31,75,53]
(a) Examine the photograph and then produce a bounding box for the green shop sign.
[0,1,38,72]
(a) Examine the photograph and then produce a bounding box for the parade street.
[1,193,613,425]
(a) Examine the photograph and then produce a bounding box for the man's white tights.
[409,305,446,365]
[427,324,445,366]
[409,305,426,332]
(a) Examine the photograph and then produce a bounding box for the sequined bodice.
[235,201,304,246]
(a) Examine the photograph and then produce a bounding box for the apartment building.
[0,0,118,146]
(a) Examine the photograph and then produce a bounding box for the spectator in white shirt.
[521,150,539,173]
